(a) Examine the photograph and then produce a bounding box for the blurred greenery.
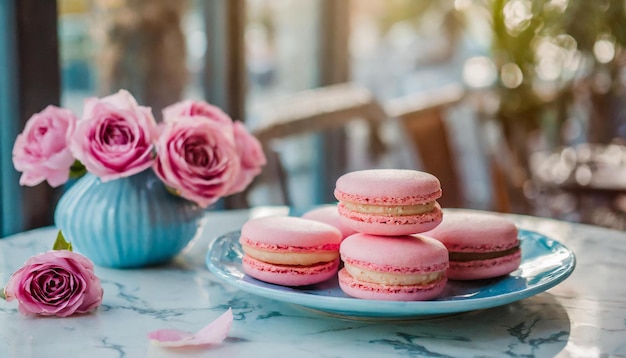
[491,0,626,166]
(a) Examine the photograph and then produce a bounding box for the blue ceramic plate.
[206,229,575,319]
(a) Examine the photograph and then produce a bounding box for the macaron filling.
[243,255,339,273]
[334,186,442,206]
[243,256,340,286]
[337,202,443,227]
[338,269,447,301]
[241,244,339,266]
[449,246,521,262]
[447,250,522,280]
[340,201,436,216]
[344,263,445,286]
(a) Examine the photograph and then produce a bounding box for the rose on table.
[2,231,103,317]
[1,231,233,350]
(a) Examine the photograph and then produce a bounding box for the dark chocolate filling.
[449,246,520,262]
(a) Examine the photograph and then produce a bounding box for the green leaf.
[0,289,5,300]
[53,230,73,251]
[165,185,181,197]
[69,160,87,179]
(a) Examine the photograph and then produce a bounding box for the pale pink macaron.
[334,169,443,236]
[423,212,521,280]
[301,205,358,239]
[338,233,449,301]
[239,216,342,286]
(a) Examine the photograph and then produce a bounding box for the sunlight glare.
[503,0,533,34]
[463,56,497,88]
[593,39,615,64]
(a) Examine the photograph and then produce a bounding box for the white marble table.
[1,207,625,358]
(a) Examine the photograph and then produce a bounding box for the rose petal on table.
[147,329,194,343]
[148,308,233,348]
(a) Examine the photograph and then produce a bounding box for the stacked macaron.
[334,169,443,236]
[339,233,448,301]
[333,169,449,301]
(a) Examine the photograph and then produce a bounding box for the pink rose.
[162,99,233,126]
[12,105,77,187]
[4,250,103,317]
[227,121,267,195]
[154,116,240,208]
[70,90,158,181]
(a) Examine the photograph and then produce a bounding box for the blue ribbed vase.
[54,170,205,268]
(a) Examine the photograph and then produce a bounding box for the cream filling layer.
[341,201,435,216]
[344,263,444,286]
[242,244,339,266]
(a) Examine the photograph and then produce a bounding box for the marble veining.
[0,208,625,358]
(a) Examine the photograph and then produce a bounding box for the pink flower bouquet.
[12,90,267,268]
[12,90,266,208]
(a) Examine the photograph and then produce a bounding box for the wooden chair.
[245,83,387,207]
[385,84,465,208]
[386,84,512,212]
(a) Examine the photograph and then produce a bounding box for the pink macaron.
[301,205,358,239]
[239,216,342,286]
[334,169,443,236]
[423,211,521,280]
[338,233,449,301]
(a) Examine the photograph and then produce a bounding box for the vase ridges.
[54,171,205,268]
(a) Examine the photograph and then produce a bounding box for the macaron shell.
[423,212,519,252]
[334,169,442,205]
[338,268,447,301]
[448,250,522,280]
[242,255,340,286]
[301,206,357,239]
[240,216,342,249]
[340,233,448,273]
[338,202,443,236]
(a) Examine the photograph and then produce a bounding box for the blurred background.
[2,0,626,236]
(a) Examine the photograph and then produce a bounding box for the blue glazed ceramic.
[55,170,205,268]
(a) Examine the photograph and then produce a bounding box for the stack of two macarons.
[333,169,450,301]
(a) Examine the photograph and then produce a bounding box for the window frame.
[0,0,61,236]
[0,0,22,236]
